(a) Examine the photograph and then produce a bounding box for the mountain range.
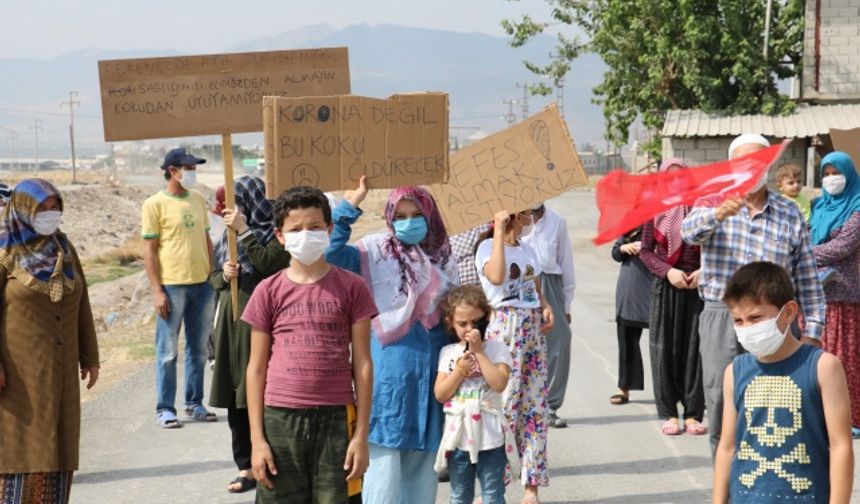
[0,23,606,157]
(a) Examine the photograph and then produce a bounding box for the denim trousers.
[155,282,214,414]
[448,446,507,504]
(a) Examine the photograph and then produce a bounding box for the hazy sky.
[2,0,554,59]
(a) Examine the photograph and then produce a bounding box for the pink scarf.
[654,158,689,266]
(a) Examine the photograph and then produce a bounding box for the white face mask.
[734,306,788,358]
[520,222,534,237]
[33,210,62,236]
[747,172,768,194]
[179,169,197,190]
[822,174,846,196]
[283,230,330,265]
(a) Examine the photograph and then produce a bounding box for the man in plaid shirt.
[681,134,826,455]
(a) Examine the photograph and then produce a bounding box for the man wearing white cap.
[681,134,826,455]
[522,201,576,428]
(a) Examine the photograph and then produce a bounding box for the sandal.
[227,476,256,494]
[156,410,183,429]
[185,404,217,422]
[685,420,708,436]
[609,393,629,405]
[660,419,682,436]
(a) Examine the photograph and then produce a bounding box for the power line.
[60,91,80,183]
[30,118,43,173]
[0,106,102,119]
[549,52,566,119]
[502,99,519,126]
[516,83,531,119]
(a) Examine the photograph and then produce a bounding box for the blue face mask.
[393,216,428,245]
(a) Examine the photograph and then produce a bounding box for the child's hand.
[455,353,476,377]
[463,329,483,354]
[344,436,369,481]
[251,441,278,489]
[493,211,511,233]
[344,176,369,208]
[540,305,555,334]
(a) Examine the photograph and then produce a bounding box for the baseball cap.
[161,147,206,169]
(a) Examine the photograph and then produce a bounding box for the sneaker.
[548,412,568,428]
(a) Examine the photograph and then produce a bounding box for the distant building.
[661,0,860,185]
[579,150,627,175]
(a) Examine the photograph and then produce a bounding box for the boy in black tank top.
[713,262,853,503]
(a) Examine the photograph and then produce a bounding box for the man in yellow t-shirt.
[142,147,217,428]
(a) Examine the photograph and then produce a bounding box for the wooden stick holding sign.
[220,133,240,320]
[96,47,352,321]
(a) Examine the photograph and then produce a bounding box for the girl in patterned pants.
[475,210,555,504]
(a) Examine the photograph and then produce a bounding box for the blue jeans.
[155,282,214,414]
[362,444,437,504]
[448,446,507,504]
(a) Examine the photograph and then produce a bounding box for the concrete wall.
[802,0,860,100]
[661,136,811,184]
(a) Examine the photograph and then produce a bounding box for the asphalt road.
[70,189,858,503]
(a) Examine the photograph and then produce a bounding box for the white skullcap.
[728,134,770,158]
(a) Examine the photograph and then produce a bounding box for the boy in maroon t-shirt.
[243,186,377,504]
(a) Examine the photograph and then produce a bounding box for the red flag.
[592,140,790,245]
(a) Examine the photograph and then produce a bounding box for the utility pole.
[60,91,80,183]
[0,126,19,171]
[502,99,519,126]
[516,83,531,119]
[549,52,566,119]
[30,118,42,173]
[763,0,773,60]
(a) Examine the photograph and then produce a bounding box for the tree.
[503,0,805,156]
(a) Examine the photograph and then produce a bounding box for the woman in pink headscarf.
[638,158,706,436]
[325,177,458,504]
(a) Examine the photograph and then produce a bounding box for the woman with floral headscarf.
[0,179,99,504]
[638,158,706,437]
[810,151,860,436]
[326,177,458,504]
[208,175,291,494]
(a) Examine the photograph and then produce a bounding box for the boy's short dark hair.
[272,186,332,229]
[723,261,795,308]
[775,163,802,183]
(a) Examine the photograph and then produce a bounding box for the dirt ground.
[0,167,398,400]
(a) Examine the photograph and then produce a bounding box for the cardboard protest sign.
[98,48,350,141]
[263,93,449,195]
[430,105,587,235]
[830,128,860,174]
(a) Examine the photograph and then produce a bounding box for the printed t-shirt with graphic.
[241,266,378,408]
[141,190,211,285]
[475,239,543,308]
[438,339,513,451]
[730,344,830,502]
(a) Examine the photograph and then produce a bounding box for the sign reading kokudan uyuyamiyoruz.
[98,47,350,141]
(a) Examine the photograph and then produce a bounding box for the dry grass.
[82,236,145,285]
